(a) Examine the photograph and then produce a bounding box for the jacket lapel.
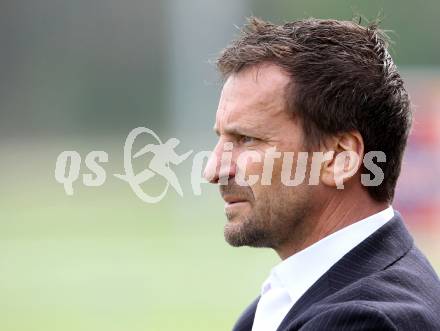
[232,296,260,331]
[276,211,413,330]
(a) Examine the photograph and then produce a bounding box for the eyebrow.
[213,124,254,137]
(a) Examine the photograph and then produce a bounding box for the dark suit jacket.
[232,212,440,330]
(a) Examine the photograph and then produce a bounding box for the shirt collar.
[261,206,394,304]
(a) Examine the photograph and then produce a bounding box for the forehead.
[215,63,291,134]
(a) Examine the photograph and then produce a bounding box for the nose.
[203,141,236,184]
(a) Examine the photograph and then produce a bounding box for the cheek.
[271,157,285,179]
[235,150,265,178]
[251,159,285,199]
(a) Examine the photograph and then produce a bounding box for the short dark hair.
[216,17,412,203]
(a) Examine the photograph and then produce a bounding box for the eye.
[239,135,257,144]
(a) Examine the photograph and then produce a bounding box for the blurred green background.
[1,1,439,330]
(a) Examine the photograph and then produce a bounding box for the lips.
[222,195,248,204]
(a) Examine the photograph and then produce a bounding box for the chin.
[223,221,244,247]
[223,218,272,248]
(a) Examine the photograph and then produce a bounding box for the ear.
[321,131,364,189]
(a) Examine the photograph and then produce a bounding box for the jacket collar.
[232,211,414,331]
[276,211,413,330]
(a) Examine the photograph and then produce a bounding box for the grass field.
[0,140,438,331]
[0,140,279,331]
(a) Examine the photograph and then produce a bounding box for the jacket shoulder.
[298,302,397,330]
[307,245,440,330]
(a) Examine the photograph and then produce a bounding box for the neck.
[275,188,389,260]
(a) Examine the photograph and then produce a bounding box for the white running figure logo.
[115,127,193,203]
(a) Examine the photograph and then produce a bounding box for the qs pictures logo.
[55,127,386,203]
[54,127,194,203]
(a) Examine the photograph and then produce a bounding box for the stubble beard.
[224,188,312,249]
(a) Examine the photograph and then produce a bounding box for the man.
[203,17,440,330]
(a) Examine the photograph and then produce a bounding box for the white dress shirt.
[251,206,395,331]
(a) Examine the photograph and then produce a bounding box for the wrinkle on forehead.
[215,63,292,135]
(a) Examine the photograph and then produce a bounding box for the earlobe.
[333,150,362,189]
[320,131,364,189]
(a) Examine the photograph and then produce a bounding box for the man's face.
[204,63,314,250]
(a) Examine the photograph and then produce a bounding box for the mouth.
[222,196,249,212]
[222,195,248,204]
[225,201,248,207]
